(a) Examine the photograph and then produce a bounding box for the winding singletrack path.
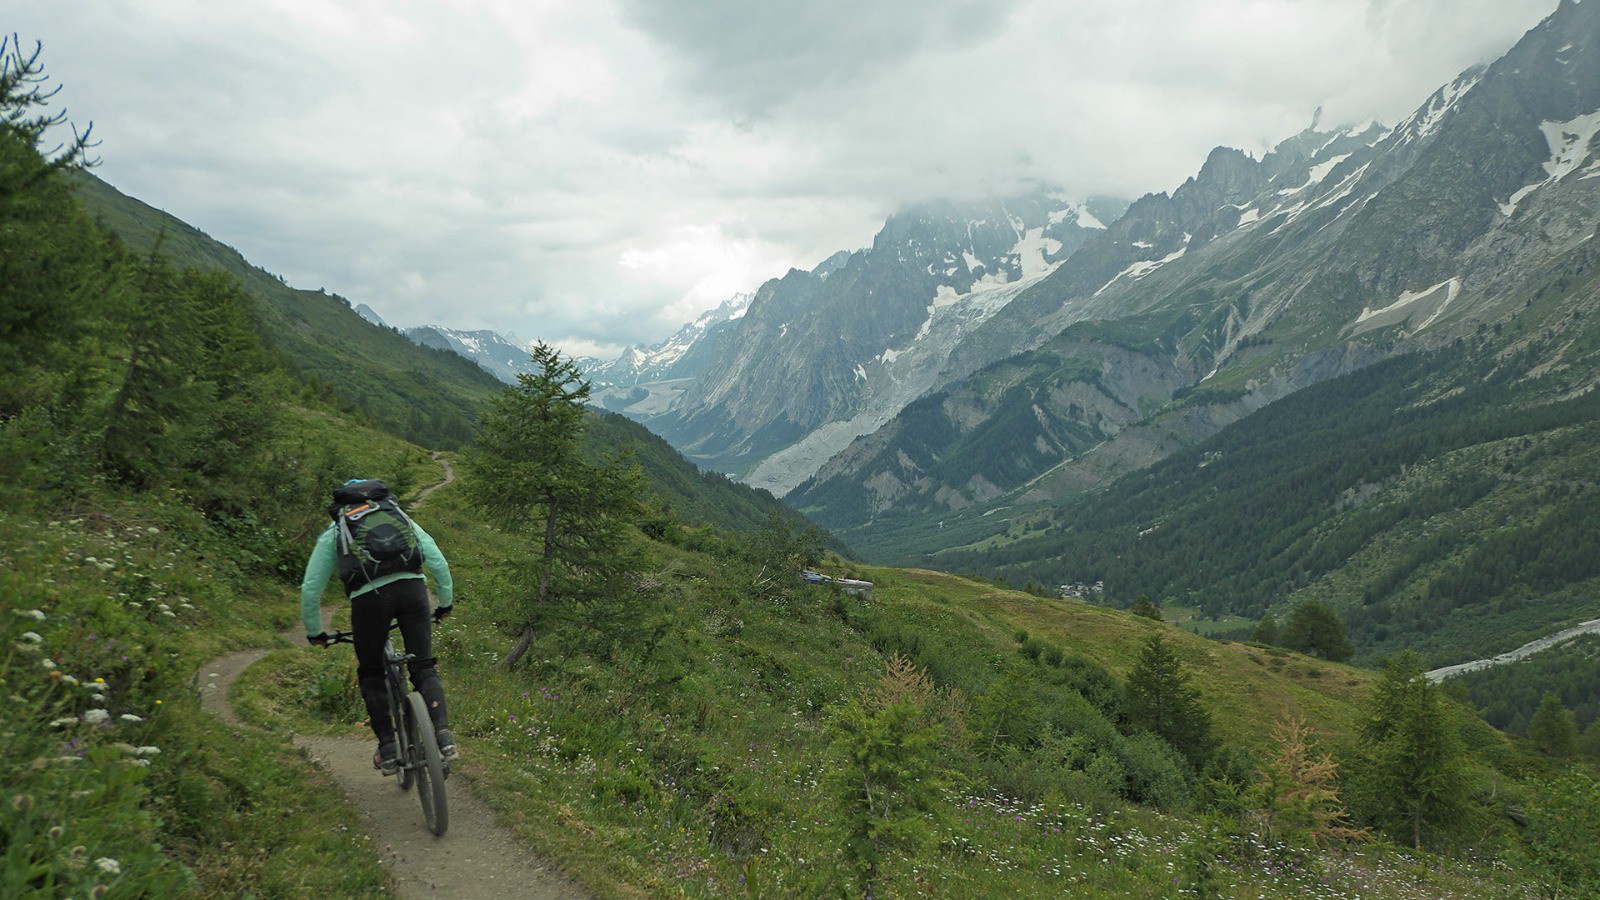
[196,454,588,899]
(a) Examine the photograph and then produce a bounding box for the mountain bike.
[327,625,449,836]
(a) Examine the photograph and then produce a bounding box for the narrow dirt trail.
[195,454,589,899]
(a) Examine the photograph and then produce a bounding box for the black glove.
[307,632,331,647]
[432,605,452,624]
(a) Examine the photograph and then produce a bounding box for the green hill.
[70,171,502,449]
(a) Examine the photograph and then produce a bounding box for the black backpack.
[328,480,423,592]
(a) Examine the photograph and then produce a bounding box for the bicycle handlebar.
[318,620,404,646]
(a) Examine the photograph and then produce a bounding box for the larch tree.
[1257,713,1366,848]
[831,654,949,899]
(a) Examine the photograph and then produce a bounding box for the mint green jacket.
[300,520,454,635]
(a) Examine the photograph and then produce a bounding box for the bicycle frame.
[327,622,449,835]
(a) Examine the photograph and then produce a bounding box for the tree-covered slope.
[916,264,1600,668]
[70,172,502,448]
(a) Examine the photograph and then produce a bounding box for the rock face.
[784,0,1600,541]
[588,292,757,420]
[647,192,1124,487]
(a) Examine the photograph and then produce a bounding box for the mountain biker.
[301,479,459,774]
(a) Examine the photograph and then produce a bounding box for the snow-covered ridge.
[1396,72,1482,145]
[595,292,752,384]
[746,268,1054,495]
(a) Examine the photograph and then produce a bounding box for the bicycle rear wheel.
[391,676,415,791]
[406,691,448,835]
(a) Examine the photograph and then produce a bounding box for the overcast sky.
[15,0,1557,359]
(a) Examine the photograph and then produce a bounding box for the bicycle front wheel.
[406,691,448,836]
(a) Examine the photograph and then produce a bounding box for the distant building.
[1057,581,1105,601]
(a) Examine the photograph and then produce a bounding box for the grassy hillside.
[229,476,1554,897]
[70,172,502,449]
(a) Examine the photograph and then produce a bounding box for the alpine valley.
[14,3,1600,894]
[568,0,1600,669]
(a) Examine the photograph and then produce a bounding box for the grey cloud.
[617,0,1019,115]
[11,0,1568,358]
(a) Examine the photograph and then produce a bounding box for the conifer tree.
[1527,692,1578,757]
[974,662,1043,756]
[1257,714,1366,848]
[103,263,277,510]
[1251,613,1281,646]
[463,342,645,668]
[1125,634,1216,770]
[0,36,113,426]
[1282,600,1352,661]
[1129,594,1164,621]
[1353,651,1469,849]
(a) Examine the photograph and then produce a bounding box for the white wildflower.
[20,632,41,643]
[17,609,46,621]
[61,675,78,685]
[40,659,56,670]
[146,527,159,535]
[128,758,151,768]
[95,857,121,876]
[119,714,143,723]
[49,717,78,728]
[161,611,176,618]
[82,709,109,725]
[135,746,160,756]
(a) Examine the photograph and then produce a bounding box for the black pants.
[350,577,448,743]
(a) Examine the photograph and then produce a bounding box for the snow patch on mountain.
[1541,109,1600,180]
[1093,237,1191,298]
[1012,227,1064,277]
[1500,109,1600,215]
[1046,196,1107,230]
[1349,277,1462,335]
